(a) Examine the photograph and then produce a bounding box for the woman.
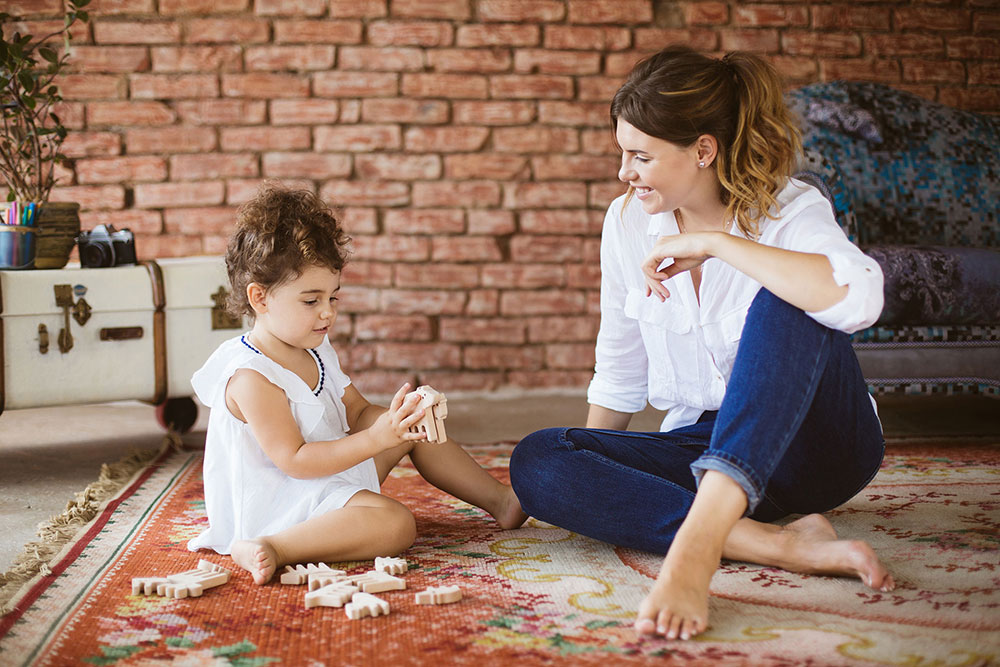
[509,46,894,642]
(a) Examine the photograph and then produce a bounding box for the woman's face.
[616,118,701,215]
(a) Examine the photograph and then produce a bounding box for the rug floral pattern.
[1,443,998,666]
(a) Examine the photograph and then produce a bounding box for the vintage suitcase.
[0,262,165,413]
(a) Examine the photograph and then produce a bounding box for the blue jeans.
[509,289,885,554]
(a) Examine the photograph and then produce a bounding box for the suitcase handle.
[100,326,144,341]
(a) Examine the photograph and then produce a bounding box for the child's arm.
[341,383,389,434]
[226,370,425,480]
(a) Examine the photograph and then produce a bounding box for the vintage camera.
[77,224,137,268]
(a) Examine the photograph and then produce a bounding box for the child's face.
[257,264,341,350]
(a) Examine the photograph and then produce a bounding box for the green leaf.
[77,10,89,22]
[39,47,57,63]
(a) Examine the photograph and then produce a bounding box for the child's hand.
[369,383,428,451]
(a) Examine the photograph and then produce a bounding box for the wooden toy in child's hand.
[131,559,231,598]
[374,556,408,575]
[304,580,359,609]
[279,562,346,585]
[345,592,390,619]
[414,585,462,605]
[408,385,448,443]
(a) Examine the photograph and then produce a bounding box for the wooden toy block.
[280,562,345,585]
[414,585,462,605]
[345,592,390,620]
[407,385,448,443]
[347,570,406,593]
[304,581,359,609]
[308,571,349,591]
[374,556,408,575]
[131,559,232,599]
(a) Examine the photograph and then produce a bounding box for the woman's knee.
[510,428,567,515]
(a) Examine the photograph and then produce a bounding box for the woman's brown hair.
[611,45,801,239]
[225,182,351,318]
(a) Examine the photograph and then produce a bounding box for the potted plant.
[1,0,89,269]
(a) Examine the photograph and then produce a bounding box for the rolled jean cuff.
[690,452,764,515]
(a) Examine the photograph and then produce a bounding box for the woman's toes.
[634,618,656,635]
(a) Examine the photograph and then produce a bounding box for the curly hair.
[611,45,802,239]
[225,182,351,318]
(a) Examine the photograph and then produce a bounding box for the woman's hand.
[369,383,428,451]
[640,233,717,301]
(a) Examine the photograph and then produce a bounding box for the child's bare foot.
[635,536,717,640]
[231,538,279,585]
[492,485,528,530]
[774,513,895,592]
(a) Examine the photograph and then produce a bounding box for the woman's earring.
[698,161,706,168]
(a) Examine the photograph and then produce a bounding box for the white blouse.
[587,179,883,432]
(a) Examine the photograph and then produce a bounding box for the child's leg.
[374,439,527,529]
[231,490,416,585]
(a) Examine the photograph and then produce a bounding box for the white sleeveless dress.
[187,333,380,555]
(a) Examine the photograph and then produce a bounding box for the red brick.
[361,99,450,124]
[220,127,311,151]
[819,59,901,83]
[633,28,718,52]
[567,262,601,289]
[865,34,945,57]
[84,0,155,15]
[902,59,967,83]
[270,99,339,125]
[527,315,600,343]
[222,73,310,98]
[341,208,379,235]
[342,260,393,287]
[321,181,411,207]
[392,0,470,20]
[431,237,502,262]
[969,62,1000,85]
[539,101,609,127]
[440,317,526,343]
[493,127,579,153]
[604,51,652,78]
[465,289,499,315]
[468,210,516,235]
[770,55,819,83]
[262,152,351,179]
[187,19,269,44]
[417,371,504,392]
[368,20,454,47]
[720,29,780,53]
[973,12,1000,33]
[134,233,204,259]
[51,102,85,130]
[160,0,247,12]
[581,129,617,155]
[338,288,379,314]
[938,87,1000,113]
[946,36,1000,59]
[94,21,180,44]
[510,235,584,263]
[126,127,217,154]
[411,181,502,207]
[734,4,808,27]
[481,263,565,288]
[894,7,971,32]
[314,71,399,97]
[151,46,243,72]
[70,46,149,72]
[455,23,540,47]
[500,289,586,315]
[50,184,125,210]
[684,2,729,26]
[568,0,653,25]
[490,74,574,99]
[514,49,601,75]
[355,315,433,341]
[403,73,489,99]
[342,100,364,122]
[9,18,90,43]
[812,6,891,31]
[134,181,225,208]
[532,155,618,181]
[385,209,466,234]
[589,182,626,208]
[505,182,588,209]
[506,370,592,389]
[453,101,536,125]
[315,125,402,151]
[85,208,164,235]
[577,76,623,103]
[87,101,176,126]
[444,154,529,180]
[272,19,364,44]
[544,25,631,51]
[76,156,167,184]
[377,343,462,370]
[546,343,595,370]
[350,235,429,261]
[338,46,425,70]
[381,290,467,315]
[350,370,418,396]
[131,74,219,99]
[583,238,602,262]
[163,206,238,234]
[255,0,326,16]
[405,126,490,152]
[398,263,481,288]
[463,345,544,370]
[427,48,512,73]
[477,0,565,22]
[174,100,267,125]
[356,154,441,180]
[782,32,861,57]
[60,132,122,158]
[328,0,386,18]
[245,45,335,71]
[520,209,604,234]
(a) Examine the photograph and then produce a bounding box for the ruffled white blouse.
[188,334,379,554]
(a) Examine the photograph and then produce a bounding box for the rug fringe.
[0,433,182,615]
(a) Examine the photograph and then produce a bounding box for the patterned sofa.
[787,82,1000,397]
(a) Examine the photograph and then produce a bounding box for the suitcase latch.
[211,286,243,330]
[38,323,49,354]
[53,284,92,353]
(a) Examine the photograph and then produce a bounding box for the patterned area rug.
[1,442,998,666]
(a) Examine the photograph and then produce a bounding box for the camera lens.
[81,242,114,268]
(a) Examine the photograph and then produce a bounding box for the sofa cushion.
[864,245,1000,325]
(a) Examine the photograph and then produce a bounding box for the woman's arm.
[586,404,633,430]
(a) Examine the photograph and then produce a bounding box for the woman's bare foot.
[231,538,279,585]
[773,514,895,591]
[491,484,529,529]
[636,541,717,640]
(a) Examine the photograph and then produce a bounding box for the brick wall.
[4,0,999,394]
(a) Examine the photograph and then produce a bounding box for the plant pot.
[34,202,81,269]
